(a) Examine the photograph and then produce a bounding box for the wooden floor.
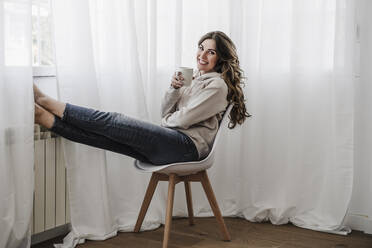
[33,217,372,248]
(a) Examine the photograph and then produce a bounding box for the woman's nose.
[200,51,208,59]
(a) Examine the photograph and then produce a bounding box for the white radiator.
[32,125,70,235]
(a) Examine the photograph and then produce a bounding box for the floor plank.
[32,217,372,248]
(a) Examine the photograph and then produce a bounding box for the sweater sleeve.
[161,80,228,129]
[161,87,183,117]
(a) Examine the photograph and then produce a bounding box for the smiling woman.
[197,31,250,128]
[34,31,248,163]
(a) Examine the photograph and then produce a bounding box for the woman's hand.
[171,72,184,89]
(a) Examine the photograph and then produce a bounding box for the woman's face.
[196,39,218,74]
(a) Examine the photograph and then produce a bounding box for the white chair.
[133,105,233,248]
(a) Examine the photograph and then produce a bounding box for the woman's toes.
[33,83,45,103]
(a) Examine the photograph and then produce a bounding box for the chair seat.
[134,154,214,176]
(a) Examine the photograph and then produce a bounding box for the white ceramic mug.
[175,67,193,87]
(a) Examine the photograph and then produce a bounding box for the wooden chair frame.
[134,170,231,248]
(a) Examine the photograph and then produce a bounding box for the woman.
[34,31,250,165]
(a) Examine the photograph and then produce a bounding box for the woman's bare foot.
[33,83,66,118]
[34,103,55,129]
[33,83,45,103]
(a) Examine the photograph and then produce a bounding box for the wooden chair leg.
[163,173,177,248]
[184,180,194,225]
[134,173,160,232]
[200,171,231,241]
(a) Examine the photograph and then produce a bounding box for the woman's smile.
[198,59,208,65]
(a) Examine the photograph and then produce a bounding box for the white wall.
[345,0,372,234]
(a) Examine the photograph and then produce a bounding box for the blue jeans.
[50,103,199,165]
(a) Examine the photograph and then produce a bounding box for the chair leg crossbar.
[134,170,231,248]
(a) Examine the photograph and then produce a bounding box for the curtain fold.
[51,0,355,247]
[0,0,34,247]
[345,0,372,235]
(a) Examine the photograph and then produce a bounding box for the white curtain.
[345,0,372,235]
[0,0,34,247]
[51,0,355,247]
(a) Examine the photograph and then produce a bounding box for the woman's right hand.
[171,72,184,89]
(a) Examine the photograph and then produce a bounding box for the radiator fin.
[33,137,69,235]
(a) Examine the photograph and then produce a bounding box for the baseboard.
[344,213,372,234]
[31,223,71,245]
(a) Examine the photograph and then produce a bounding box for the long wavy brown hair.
[198,31,251,128]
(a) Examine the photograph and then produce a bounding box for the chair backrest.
[169,103,233,172]
[203,104,233,161]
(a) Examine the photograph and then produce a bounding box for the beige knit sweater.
[161,71,229,159]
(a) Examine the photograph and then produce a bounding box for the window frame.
[32,66,56,78]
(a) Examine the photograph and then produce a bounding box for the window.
[32,0,54,67]
[32,0,58,98]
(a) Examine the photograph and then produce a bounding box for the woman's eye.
[199,45,203,51]
[209,51,215,55]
